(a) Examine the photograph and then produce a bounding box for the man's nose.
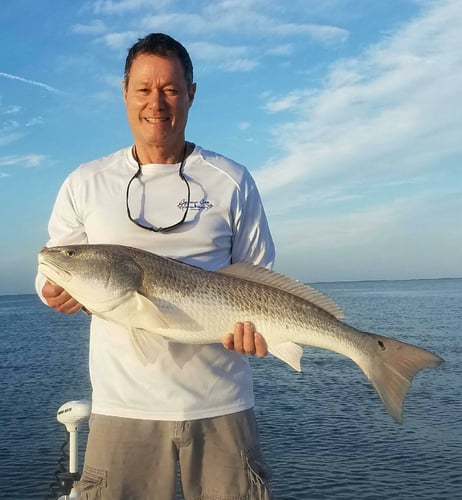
[149,90,165,109]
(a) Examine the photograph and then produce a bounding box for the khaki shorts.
[74,408,272,499]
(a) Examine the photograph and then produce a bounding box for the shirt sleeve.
[231,172,275,269]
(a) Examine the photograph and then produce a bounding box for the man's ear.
[188,83,197,108]
[122,80,128,104]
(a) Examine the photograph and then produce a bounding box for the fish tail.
[360,334,444,424]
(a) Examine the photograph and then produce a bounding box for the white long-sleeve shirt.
[36,145,275,420]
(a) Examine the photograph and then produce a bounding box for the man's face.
[123,53,196,153]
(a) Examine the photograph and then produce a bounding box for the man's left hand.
[222,321,268,357]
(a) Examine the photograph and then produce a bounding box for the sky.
[1,0,461,294]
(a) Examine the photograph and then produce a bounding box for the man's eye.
[165,88,179,96]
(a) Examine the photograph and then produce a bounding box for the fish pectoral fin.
[268,341,304,372]
[132,292,170,329]
[129,328,167,365]
[107,292,169,330]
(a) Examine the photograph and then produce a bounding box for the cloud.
[0,72,61,93]
[1,120,20,131]
[188,42,259,72]
[0,119,22,146]
[0,132,22,147]
[2,105,22,115]
[266,44,294,57]
[88,0,170,15]
[86,0,348,47]
[256,0,462,200]
[98,31,138,50]
[141,13,208,36]
[272,23,348,43]
[72,19,106,35]
[25,117,44,127]
[92,0,348,57]
[0,154,46,168]
[201,1,348,44]
[263,89,311,113]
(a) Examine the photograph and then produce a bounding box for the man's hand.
[222,321,268,357]
[42,280,82,315]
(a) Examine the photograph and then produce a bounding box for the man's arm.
[36,172,88,312]
[222,171,275,357]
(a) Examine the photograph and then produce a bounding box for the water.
[252,279,462,500]
[0,279,461,499]
[0,295,91,499]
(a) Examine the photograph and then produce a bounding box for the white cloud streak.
[88,0,171,15]
[98,31,138,50]
[0,132,22,147]
[72,19,106,35]
[25,117,44,127]
[2,105,22,115]
[201,1,348,43]
[0,72,60,93]
[188,42,259,72]
[0,154,46,168]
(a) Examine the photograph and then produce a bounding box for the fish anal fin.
[268,341,304,372]
[218,263,343,319]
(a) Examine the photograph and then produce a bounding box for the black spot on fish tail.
[378,340,386,351]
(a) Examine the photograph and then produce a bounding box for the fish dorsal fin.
[218,263,343,319]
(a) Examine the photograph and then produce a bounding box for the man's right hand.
[42,280,82,315]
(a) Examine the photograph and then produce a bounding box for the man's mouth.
[144,117,169,124]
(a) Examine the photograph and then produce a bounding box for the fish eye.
[65,249,76,257]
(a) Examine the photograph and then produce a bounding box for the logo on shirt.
[177,198,213,211]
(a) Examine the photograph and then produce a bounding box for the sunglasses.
[126,143,191,233]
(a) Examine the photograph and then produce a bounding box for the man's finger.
[242,321,256,355]
[233,322,245,353]
[222,332,235,350]
[254,332,268,357]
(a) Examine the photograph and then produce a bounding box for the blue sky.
[1,0,461,294]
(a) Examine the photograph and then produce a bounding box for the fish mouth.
[38,257,72,283]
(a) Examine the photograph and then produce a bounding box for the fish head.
[38,244,143,313]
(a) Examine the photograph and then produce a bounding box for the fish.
[38,244,444,423]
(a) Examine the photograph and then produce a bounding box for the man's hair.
[123,33,194,89]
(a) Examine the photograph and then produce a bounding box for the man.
[36,33,274,499]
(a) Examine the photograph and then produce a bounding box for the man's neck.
[133,141,190,165]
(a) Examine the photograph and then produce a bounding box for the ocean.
[0,279,460,499]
